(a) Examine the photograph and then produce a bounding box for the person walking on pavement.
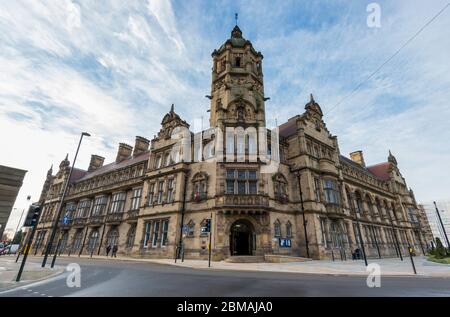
[112,244,118,258]
[106,244,111,257]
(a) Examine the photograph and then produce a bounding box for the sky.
[1,0,450,233]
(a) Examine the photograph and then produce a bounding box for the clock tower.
[209,25,266,130]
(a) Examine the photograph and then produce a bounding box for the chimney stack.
[88,155,105,172]
[133,136,150,156]
[116,143,133,162]
[350,150,365,167]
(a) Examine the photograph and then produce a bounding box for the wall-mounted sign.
[279,238,291,248]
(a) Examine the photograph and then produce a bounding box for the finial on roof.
[235,13,238,26]
[310,93,315,103]
[65,153,68,161]
[388,150,398,165]
[47,164,53,175]
[170,103,174,113]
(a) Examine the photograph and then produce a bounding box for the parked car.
[0,244,19,255]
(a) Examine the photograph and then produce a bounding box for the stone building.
[33,26,429,261]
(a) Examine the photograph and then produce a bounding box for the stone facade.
[33,26,431,261]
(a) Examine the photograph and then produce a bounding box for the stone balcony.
[126,210,139,222]
[217,194,269,208]
[88,214,105,226]
[72,217,87,227]
[325,202,344,215]
[106,212,124,224]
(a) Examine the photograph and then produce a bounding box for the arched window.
[186,220,195,237]
[192,172,208,202]
[354,191,364,214]
[274,220,281,237]
[87,230,99,252]
[106,228,119,247]
[273,173,288,203]
[286,221,292,238]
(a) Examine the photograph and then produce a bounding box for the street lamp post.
[297,172,310,258]
[388,208,403,261]
[434,201,450,248]
[42,132,90,268]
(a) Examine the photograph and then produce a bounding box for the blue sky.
[1,0,450,232]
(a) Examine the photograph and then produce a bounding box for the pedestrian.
[106,244,111,257]
[112,245,118,258]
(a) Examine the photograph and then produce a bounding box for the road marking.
[41,293,46,296]
[33,291,39,294]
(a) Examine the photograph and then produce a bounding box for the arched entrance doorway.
[230,220,254,256]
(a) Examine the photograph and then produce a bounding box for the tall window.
[72,230,83,251]
[76,200,91,218]
[152,221,160,247]
[87,230,99,252]
[126,224,136,249]
[323,180,340,204]
[167,180,174,203]
[226,169,258,194]
[64,203,77,219]
[274,220,281,237]
[106,228,119,247]
[155,155,162,169]
[161,220,169,246]
[148,183,155,205]
[165,152,172,166]
[143,222,151,248]
[130,188,142,210]
[110,192,126,213]
[314,178,321,202]
[157,181,164,204]
[193,172,208,201]
[92,196,107,216]
[286,221,292,238]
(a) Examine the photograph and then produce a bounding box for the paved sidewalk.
[58,254,450,277]
[0,256,64,291]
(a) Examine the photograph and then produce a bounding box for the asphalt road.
[1,257,450,297]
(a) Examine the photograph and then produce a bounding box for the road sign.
[62,216,70,225]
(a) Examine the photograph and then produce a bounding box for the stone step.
[225,256,265,263]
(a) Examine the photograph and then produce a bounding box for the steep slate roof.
[366,162,391,181]
[278,116,299,138]
[340,155,391,181]
[75,150,150,183]
[69,168,88,184]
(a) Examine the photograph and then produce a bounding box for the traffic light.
[23,204,41,227]
[201,219,211,233]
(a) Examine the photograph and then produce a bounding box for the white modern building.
[423,201,450,248]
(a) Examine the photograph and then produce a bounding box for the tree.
[432,237,449,259]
